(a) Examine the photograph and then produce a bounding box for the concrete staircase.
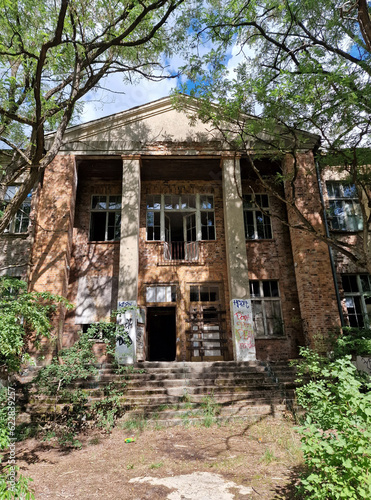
[101,361,297,425]
[18,360,298,426]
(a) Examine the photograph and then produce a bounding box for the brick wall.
[139,180,232,361]
[242,180,305,360]
[63,176,121,349]
[284,152,341,349]
[28,155,77,361]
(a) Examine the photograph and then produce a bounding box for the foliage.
[34,317,133,442]
[0,277,71,373]
[0,0,189,234]
[331,327,371,358]
[295,347,371,499]
[177,0,371,273]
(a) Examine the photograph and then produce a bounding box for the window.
[243,194,272,240]
[146,194,215,241]
[249,280,283,337]
[326,182,363,231]
[146,285,176,303]
[190,285,219,302]
[89,195,121,241]
[3,186,31,233]
[342,274,371,327]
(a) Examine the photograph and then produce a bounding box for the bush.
[331,327,371,359]
[0,277,71,373]
[295,348,371,499]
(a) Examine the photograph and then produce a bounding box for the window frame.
[249,279,284,338]
[146,194,216,242]
[3,185,32,234]
[146,284,177,303]
[342,274,371,328]
[89,194,121,242]
[243,194,272,240]
[326,182,363,232]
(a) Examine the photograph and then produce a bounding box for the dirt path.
[15,417,303,499]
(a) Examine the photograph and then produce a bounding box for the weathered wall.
[242,180,305,360]
[63,175,121,349]
[138,179,232,361]
[28,155,77,361]
[284,152,341,349]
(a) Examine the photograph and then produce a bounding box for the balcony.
[159,241,199,265]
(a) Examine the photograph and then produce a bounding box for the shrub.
[0,277,71,373]
[295,348,371,499]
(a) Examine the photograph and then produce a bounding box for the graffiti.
[232,299,251,309]
[118,300,136,308]
[116,335,133,346]
[123,317,133,331]
[231,298,256,360]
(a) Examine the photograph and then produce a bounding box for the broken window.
[249,280,283,337]
[342,274,371,327]
[326,182,363,231]
[243,194,272,240]
[3,186,32,233]
[89,195,121,241]
[146,194,216,242]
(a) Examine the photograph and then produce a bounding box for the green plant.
[260,448,277,465]
[331,327,371,358]
[294,348,371,499]
[149,462,163,469]
[0,277,72,373]
[201,391,220,418]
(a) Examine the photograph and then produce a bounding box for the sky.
[78,41,245,125]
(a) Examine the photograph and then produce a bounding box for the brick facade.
[2,98,365,364]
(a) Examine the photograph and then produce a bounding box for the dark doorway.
[147,307,176,361]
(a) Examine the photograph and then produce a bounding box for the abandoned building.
[1,96,369,365]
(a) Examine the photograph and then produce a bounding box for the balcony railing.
[160,241,199,264]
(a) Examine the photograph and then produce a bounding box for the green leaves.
[0,277,71,373]
[295,347,371,499]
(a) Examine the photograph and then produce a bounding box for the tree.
[0,277,71,373]
[177,0,371,273]
[0,0,186,234]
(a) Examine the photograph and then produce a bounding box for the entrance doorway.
[147,307,176,361]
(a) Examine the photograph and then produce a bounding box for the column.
[222,154,256,361]
[116,155,141,364]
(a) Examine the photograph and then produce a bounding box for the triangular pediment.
[45,96,228,155]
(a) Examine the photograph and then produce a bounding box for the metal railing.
[161,241,199,264]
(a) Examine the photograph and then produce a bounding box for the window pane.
[200,286,209,301]
[345,296,364,327]
[164,195,173,209]
[5,186,18,201]
[109,196,121,209]
[343,184,357,198]
[244,211,255,239]
[90,212,106,240]
[200,195,213,209]
[92,195,107,209]
[342,275,359,293]
[146,287,156,302]
[209,287,219,302]
[327,183,341,198]
[251,301,264,336]
[250,281,260,297]
[360,275,371,293]
[190,286,199,302]
[243,194,253,208]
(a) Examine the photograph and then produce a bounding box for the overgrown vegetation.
[34,319,133,445]
[0,277,71,374]
[294,337,371,499]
